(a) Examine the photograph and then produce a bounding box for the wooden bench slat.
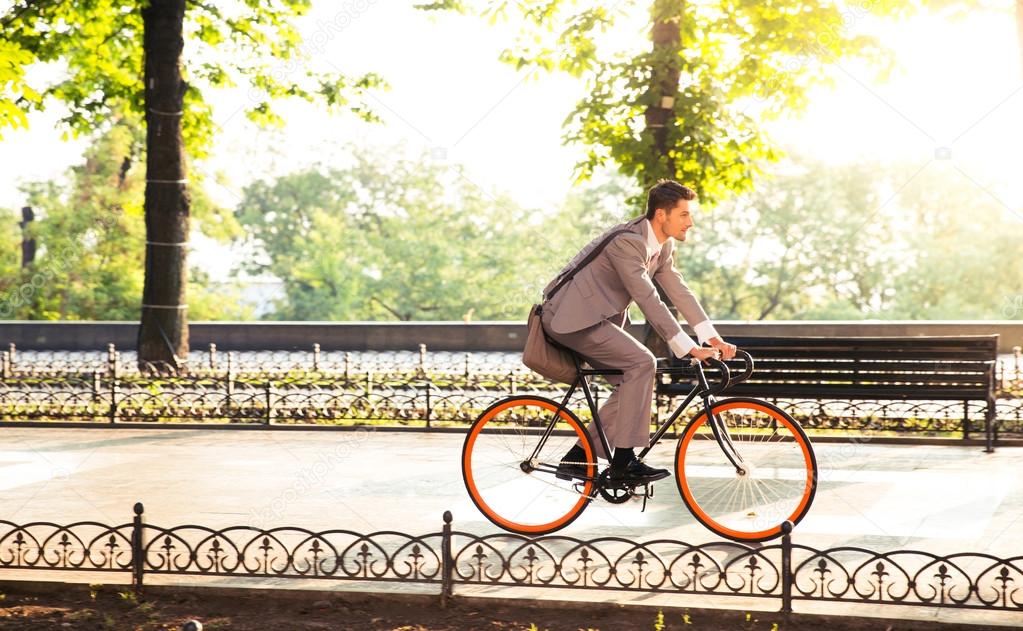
[658,335,998,404]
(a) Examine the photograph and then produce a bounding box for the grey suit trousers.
[541,309,656,459]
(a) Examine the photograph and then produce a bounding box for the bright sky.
[2,2,1021,264]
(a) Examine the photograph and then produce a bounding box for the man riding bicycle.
[540,179,737,484]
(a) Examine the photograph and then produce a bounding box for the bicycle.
[461,349,818,542]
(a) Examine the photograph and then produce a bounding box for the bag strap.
[544,228,631,301]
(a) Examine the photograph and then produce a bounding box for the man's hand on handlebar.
[707,336,737,361]
[689,347,720,364]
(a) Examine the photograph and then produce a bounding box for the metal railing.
[0,343,1020,436]
[0,503,1019,615]
[3,342,1022,395]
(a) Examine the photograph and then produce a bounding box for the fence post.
[2,350,8,379]
[344,352,351,381]
[780,520,793,614]
[107,343,118,378]
[419,343,427,375]
[464,353,470,380]
[312,343,320,372]
[440,510,453,607]
[7,343,15,375]
[508,371,516,395]
[424,380,432,429]
[108,366,118,424]
[1014,346,1021,390]
[264,381,273,425]
[132,501,145,597]
[225,352,234,415]
[92,371,101,421]
[208,343,217,371]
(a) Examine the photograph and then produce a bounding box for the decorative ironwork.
[791,546,1023,610]
[1,344,1020,436]
[4,343,1020,395]
[0,504,1020,616]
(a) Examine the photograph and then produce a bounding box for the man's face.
[660,199,694,241]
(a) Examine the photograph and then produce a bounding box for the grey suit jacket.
[542,216,710,341]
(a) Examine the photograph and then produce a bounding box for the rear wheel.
[462,396,596,535]
[675,397,817,542]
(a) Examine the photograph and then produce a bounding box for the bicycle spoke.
[676,398,817,542]
[463,397,595,534]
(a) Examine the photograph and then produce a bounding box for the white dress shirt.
[644,219,719,358]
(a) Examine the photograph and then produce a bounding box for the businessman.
[540,179,736,483]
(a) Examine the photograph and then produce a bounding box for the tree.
[420,0,906,204]
[0,39,37,138]
[2,0,383,367]
[0,209,19,309]
[881,163,1023,319]
[675,158,1023,321]
[235,147,546,321]
[1,116,247,321]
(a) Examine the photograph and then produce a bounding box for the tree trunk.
[19,206,35,268]
[642,0,683,187]
[643,1,685,354]
[138,0,190,371]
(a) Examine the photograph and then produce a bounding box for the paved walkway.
[2,428,1019,552]
[1,427,1021,625]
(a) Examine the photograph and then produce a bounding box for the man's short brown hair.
[645,179,696,220]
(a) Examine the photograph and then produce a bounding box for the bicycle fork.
[695,370,747,476]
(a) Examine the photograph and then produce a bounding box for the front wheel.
[675,397,817,542]
[462,396,596,535]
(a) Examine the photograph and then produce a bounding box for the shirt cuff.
[693,320,719,345]
[667,331,697,358]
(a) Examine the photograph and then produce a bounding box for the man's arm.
[604,236,709,358]
[653,243,736,360]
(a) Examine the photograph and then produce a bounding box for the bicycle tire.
[462,395,596,535]
[674,397,817,542]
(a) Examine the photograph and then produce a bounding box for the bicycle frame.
[527,353,751,479]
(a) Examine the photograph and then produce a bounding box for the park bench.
[657,335,999,452]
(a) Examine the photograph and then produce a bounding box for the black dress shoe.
[609,458,670,483]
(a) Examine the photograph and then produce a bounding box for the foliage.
[0,117,249,320]
[0,207,20,298]
[420,0,910,205]
[229,148,1023,322]
[680,158,1023,320]
[0,38,39,138]
[0,0,384,157]
[234,146,548,321]
[882,162,1023,319]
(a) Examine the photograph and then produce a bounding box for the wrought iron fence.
[0,503,1020,615]
[1,371,1021,437]
[1,342,1021,436]
[3,342,1022,395]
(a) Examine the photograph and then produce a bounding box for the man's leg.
[544,318,657,457]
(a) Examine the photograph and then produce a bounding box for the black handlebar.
[731,349,754,385]
[689,348,754,396]
[700,356,731,395]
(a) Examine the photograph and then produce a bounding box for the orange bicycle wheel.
[462,396,596,535]
[675,397,817,542]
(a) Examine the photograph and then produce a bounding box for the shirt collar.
[644,219,666,257]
